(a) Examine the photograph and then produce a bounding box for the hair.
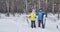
[39,8,43,10]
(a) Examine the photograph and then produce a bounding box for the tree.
[57,0,60,19]
[5,0,9,16]
[10,0,15,16]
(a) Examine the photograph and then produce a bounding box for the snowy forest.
[0,0,60,32]
[0,0,60,13]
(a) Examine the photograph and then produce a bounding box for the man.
[37,9,45,29]
[29,9,37,28]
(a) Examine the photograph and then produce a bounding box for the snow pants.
[38,20,44,28]
[31,21,36,28]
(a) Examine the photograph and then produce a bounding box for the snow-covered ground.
[0,13,60,32]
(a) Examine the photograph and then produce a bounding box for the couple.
[29,9,46,29]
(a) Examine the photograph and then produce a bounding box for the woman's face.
[32,9,35,13]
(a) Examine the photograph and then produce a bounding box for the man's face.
[40,10,42,11]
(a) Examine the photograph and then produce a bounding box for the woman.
[29,9,37,28]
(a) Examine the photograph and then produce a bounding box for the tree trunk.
[52,0,55,15]
[11,0,15,16]
[6,0,9,16]
[46,0,48,17]
[26,0,28,14]
[38,0,41,9]
[58,10,59,19]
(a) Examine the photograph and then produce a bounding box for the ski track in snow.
[0,13,60,32]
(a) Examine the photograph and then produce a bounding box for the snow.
[0,13,60,32]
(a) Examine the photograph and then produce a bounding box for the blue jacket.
[37,11,45,20]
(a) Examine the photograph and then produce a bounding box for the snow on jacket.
[37,11,45,20]
[29,13,37,21]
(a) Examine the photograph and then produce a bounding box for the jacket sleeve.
[28,14,31,18]
[35,14,37,18]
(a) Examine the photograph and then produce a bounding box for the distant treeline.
[0,0,60,13]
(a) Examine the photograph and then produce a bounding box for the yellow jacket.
[29,13,37,21]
